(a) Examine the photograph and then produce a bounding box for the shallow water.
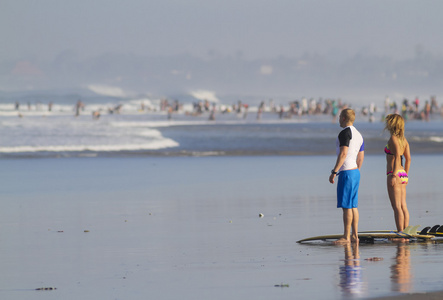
[0,155,442,300]
[2,107,443,158]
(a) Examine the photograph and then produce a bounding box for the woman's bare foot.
[333,237,350,245]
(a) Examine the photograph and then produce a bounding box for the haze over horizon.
[2,0,443,105]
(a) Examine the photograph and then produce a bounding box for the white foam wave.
[410,136,443,143]
[0,111,24,117]
[110,118,308,128]
[0,139,179,153]
[110,120,208,128]
[87,84,128,98]
[137,129,164,138]
[0,104,14,110]
[110,121,156,128]
[190,90,220,103]
[128,98,155,109]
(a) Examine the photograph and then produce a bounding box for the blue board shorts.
[337,169,360,209]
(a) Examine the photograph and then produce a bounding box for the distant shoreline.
[1,151,442,160]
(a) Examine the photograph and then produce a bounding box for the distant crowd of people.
[383,95,439,122]
[178,97,349,122]
[15,101,53,113]
[13,95,440,123]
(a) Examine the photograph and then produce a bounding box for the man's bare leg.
[334,208,352,244]
[351,208,359,243]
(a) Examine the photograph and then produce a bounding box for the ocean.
[1,94,443,158]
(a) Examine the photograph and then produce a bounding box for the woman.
[384,114,411,232]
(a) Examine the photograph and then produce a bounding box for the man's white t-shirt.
[336,125,364,172]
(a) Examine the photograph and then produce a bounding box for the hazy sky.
[2,0,443,62]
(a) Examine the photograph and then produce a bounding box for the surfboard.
[358,225,443,237]
[358,225,419,235]
[297,232,435,243]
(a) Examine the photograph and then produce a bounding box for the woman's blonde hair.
[385,114,405,146]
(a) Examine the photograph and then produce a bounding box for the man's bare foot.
[351,237,359,243]
[333,238,350,245]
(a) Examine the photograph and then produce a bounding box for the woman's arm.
[403,139,411,174]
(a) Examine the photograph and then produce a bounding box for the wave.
[429,136,443,143]
[410,136,443,143]
[87,84,128,98]
[189,89,220,103]
[137,129,164,138]
[110,118,308,129]
[110,120,215,128]
[0,139,179,153]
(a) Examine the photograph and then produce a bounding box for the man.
[329,108,365,244]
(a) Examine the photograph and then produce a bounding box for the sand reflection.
[391,243,412,293]
[339,243,364,297]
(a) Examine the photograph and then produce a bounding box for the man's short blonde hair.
[340,108,355,123]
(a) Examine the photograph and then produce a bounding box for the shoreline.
[1,150,442,160]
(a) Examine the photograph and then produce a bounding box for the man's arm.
[357,151,364,169]
[329,146,348,184]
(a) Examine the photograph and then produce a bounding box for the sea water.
[0,155,443,300]
[1,95,443,158]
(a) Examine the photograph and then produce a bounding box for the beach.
[1,155,443,300]
[4,1,443,298]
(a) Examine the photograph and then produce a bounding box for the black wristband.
[331,170,338,175]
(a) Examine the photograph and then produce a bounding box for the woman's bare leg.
[388,177,405,232]
[400,184,409,230]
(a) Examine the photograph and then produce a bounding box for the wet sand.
[1,155,443,300]
[377,291,443,300]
